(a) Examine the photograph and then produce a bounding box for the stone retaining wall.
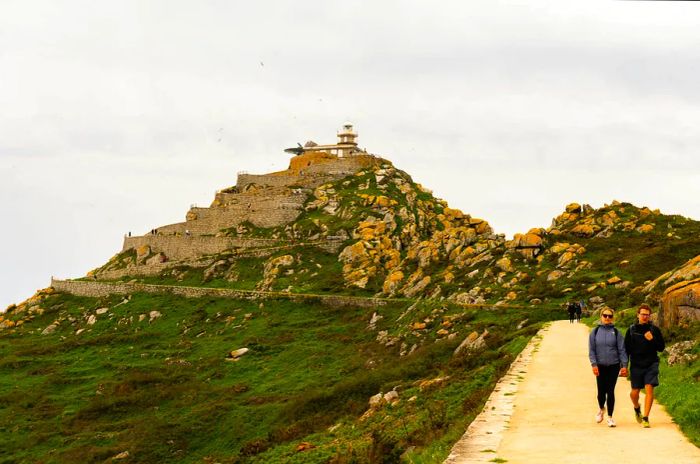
[236,155,383,190]
[153,197,305,237]
[51,279,387,309]
[122,235,282,261]
[121,235,343,262]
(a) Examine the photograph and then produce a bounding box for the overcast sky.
[2,1,700,309]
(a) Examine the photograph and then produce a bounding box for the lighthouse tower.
[336,122,358,157]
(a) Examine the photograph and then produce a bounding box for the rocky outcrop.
[644,255,700,295]
[659,277,700,329]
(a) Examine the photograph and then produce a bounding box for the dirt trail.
[446,320,700,464]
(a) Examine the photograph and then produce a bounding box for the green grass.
[0,291,560,463]
[656,322,700,447]
[657,357,700,447]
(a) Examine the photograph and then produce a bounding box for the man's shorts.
[630,362,659,389]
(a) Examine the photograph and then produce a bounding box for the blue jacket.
[589,324,628,367]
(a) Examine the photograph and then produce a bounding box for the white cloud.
[2,1,700,308]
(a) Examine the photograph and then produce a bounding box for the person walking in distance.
[589,308,628,427]
[575,301,582,323]
[624,304,666,428]
[567,302,576,324]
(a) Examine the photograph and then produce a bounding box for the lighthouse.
[336,122,358,157]
[285,123,362,157]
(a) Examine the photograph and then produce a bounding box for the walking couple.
[588,303,665,428]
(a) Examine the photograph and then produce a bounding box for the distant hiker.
[575,302,582,322]
[185,229,191,237]
[128,231,131,237]
[567,302,576,324]
[625,303,665,428]
[589,308,628,427]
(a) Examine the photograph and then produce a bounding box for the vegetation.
[0,292,558,463]
[4,162,700,462]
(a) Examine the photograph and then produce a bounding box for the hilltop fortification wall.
[236,154,383,190]
[153,190,306,237]
[122,236,282,259]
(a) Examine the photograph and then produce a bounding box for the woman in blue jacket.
[589,308,628,427]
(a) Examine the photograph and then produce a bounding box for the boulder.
[41,324,57,335]
[565,203,581,213]
[369,392,384,409]
[95,307,109,315]
[417,376,450,391]
[666,341,697,365]
[383,390,399,404]
[402,274,431,298]
[659,277,700,328]
[496,257,514,273]
[382,271,404,295]
[368,312,383,330]
[454,330,488,356]
[227,348,249,361]
[571,224,598,237]
[149,310,162,322]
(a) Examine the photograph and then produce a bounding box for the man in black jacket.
[624,303,666,428]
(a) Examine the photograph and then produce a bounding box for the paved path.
[446,320,700,464]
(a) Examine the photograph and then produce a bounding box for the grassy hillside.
[4,159,700,462]
[0,291,559,463]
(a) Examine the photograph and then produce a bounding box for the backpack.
[593,325,619,339]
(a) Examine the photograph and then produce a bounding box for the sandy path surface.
[447,320,700,464]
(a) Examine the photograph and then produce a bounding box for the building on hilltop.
[285,122,361,158]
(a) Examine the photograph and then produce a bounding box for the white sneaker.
[607,417,616,427]
[596,410,604,423]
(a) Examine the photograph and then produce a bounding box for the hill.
[2,126,699,463]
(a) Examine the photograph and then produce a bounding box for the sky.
[2,0,700,309]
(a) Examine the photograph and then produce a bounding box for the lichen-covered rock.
[454,330,488,355]
[403,275,431,298]
[666,341,697,365]
[571,224,598,237]
[644,255,700,294]
[509,230,544,259]
[41,324,57,335]
[496,257,514,273]
[257,255,295,290]
[565,203,581,214]
[382,270,404,295]
[659,277,700,328]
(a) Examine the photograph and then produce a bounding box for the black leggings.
[596,364,620,416]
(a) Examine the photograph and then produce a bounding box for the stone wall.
[100,237,344,280]
[236,155,384,190]
[51,278,387,309]
[148,191,306,237]
[143,155,384,241]
[236,174,298,189]
[122,235,283,260]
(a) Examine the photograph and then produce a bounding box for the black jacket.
[624,323,665,368]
